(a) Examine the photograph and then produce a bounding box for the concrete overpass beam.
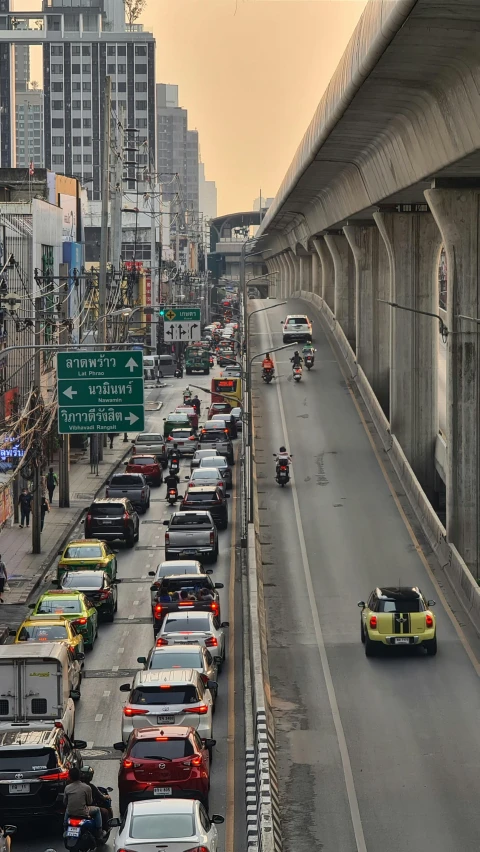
[374,210,440,500]
[299,255,312,292]
[344,223,390,414]
[311,249,321,297]
[278,254,288,300]
[313,237,333,308]
[285,251,298,296]
[426,186,480,576]
[324,233,356,349]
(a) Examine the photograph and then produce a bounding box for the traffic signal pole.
[58,264,70,508]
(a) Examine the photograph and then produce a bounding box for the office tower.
[199,161,217,220]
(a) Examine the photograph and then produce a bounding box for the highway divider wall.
[295,289,480,636]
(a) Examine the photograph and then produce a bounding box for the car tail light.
[141,489,146,499]
[426,613,434,628]
[369,615,377,629]
[99,590,110,600]
[205,636,218,648]
[154,604,163,616]
[122,759,133,768]
[185,755,202,766]
[105,488,109,497]
[200,673,209,686]
[179,601,194,607]
[123,707,149,717]
[123,512,130,525]
[39,769,70,781]
[156,637,168,646]
[210,602,219,616]
[183,704,208,715]
[86,514,92,524]
[209,531,215,545]
[75,618,87,626]
[68,819,84,827]
[165,532,170,545]
[189,436,196,441]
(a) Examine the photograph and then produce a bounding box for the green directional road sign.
[163,307,201,322]
[162,306,201,343]
[57,351,145,434]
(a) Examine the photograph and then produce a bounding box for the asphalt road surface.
[13,373,245,852]
[251,297,480,852]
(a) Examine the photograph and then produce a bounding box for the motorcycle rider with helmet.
[290,351,303,368]
[275,446,292,475]
[80,767,112,833]
[63,767,103,841]
[262,352,275,374]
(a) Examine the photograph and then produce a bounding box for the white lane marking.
[145,565,151,568]
[103,690,110,698]
[87,741,94,749]
[137,586,144,591]
[141,574,147,579]
[95,714,103,722]
[128,614,135,620]
[133,600,139,606]
[112,665,119,671]
[265,312,367,852]
[118,647,125,653]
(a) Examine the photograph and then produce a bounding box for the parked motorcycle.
[292,365,303,382]
[262,367,274,384]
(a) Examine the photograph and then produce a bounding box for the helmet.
[265,352,270,358]
[279,446,286,453]
[294,350,299,356]
[80,766,94,783]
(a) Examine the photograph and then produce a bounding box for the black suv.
[151,572,224,630]
[181,486,229,529]
[0,728,86,819]
[84,498,139,548]
[60,570,119,622]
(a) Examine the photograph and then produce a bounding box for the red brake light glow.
[369,615,377,629]
[68,819,84,826]
[183,704,208,714]
[205,636,218,647]
[40,769,70,781]
[155,605,163,615]
[123,707,149,717]
[76,618,87,625]
[156,637,168,646]
[122,759,133,768]
[426,613,434,628]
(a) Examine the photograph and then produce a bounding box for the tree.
[124,0,147,26]
[30,80,39,90]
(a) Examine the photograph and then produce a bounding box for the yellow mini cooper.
[358,586,437,656]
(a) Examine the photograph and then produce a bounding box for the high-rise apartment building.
[156,84,199,219]
[199,161,217,220]
[15,90,45,169]
[186,129,199,219]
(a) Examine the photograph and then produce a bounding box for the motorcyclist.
[262,353,275,376]
[63,766,103,841]
[169,444,180,465]
[165,470,180,498]
[80,767,112,832]
[191,395,201,416]
[275,446,292,473]
[302,343,316,356]
[290,351,303,368]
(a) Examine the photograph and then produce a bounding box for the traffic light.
[159,308,165,316]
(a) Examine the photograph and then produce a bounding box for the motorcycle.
[167,487,178,505]
[292,365,303,382]
[183,388,193,404]
[262,367,274,384]
[273,454,292,487]
[63,786,113,851]
[169,457,180,475]
[304,354,314,370]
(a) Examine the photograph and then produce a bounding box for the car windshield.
[199,459,226,470]
[129,457,155,466]
[130,685,200,705]
[18,624,68,641]
[170,514,211,527]
[63,575,103,589]
[164,615,211,632]
[64,545,103,559]
[137,435,163,443]
[110,475,143,486]
[91,504,124,517]
[0,748,57,772]
[37,598,82,614]
[199,432,226,442]
[149,650,203,669]
[378,599,424,613]
[168,415,188,421]
[130,739,194,760]
[287,317,308,325]
[172,431,192,440]
[129,814,194,840]
[185,493,217,503]
[192,470,221,480]
[161,578,213,595]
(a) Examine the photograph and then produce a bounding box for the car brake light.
[76,618,87,625]
[156,637,168,646]
[205,636,218,648]
[200,673,209,686]
[209,531,215,545]
[99,590,110,600]
[154,604,163,615]
[183,704,208,714]
[141,489,146,499]
[123,512,130,525]
[210,602,219,615]
[426,613,434,628]
[187,756,202,766]
[39,769,70,781]
[179,601,194,607]
[68,819,84,826]
[165,532,170,545]
[369,615,377,629]
[123,707,149,717]
[189,435,196,441]
[122,759,133,768]
[86,514,92,524]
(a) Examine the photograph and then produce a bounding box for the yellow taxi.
[56,539,117,583]
[13,614,85,658]
[358,586,437,656]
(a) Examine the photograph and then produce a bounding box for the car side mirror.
[163,520,169,526]
[184,475,189,480]
[207,681,218,691]
[119,683,131,692]
[357,601,365,608]
[76,652,85,661]
[108,818,121,828]
[131,439,135,443]
[51,579,59,586]
[150,585,158,592]
[214,583,224,589]
[225,493,231,498]
[58,550,63,556]
[211,814,225,825]
[427,600,436,607]
[221,621,229,628]
[28,603,35,609]
[137,656,147,665]
[203,738,216,748]
[74,740,87,750]
[206,569,213,574]
[113,742,126,752]
[148,571,155,577]
[4,827,16,837]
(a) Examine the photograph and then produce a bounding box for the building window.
[135,45,147,55]
[52,100,64,110]
[117,46,126,55]
[107,64,116,74]
[82,64,90,73]
[72,118,81,128]
[73,154,82,163]
[83,154,92,163]
[72,45,80,55]
[52,136,64,145]
[107,46,115,56]
[135,64,147,74]
[52,82,63,92]
[33,105,40,112]
[72,82,81,91]
[82,82,91,92]
[117,64,126,74]
[118,82,126,92]
[51,45,63,56]
[52,118,64,128]
[83,136,91,146]
[82,46,91,56]
[83,118,91,128]
[135,118,147,128]
[135,82,147,92]
[83,100,91,109]
[73,136,81,146]
[135,100,147,110]
[51,64,63,73]
[72,100,81,110]
[52,154,64,164]
[72,64,80,74]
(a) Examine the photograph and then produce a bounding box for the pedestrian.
[18,487,33,528]
[108,433,117,450]
[0,555,7,603]
[40,496,50,532]
[46,467,58,504]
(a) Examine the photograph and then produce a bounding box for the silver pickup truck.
[163,511,218,564]
[105,472,150,513]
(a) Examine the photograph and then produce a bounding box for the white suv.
[282,314,313,343]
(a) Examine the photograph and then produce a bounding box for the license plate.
[154,787,172,796]
[180,550,197,556]
[66,828,81,837]
[9,783,29,794]
[100,520,113,525]
[394,637,410,645]
[157,715,175,724]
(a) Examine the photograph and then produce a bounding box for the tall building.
[15,90,45,169]
[156,83,199,218]
[199,161,217,220]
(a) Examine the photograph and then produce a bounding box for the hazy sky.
[142,0,368,214]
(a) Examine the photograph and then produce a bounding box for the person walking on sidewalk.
[0,556,8,603]
[108,433,118,449]
[46,467,58,504]
[41,496,50,532]
[19,488,33,528]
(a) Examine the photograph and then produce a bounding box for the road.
[14,375,245,852]
[251,297,480,852]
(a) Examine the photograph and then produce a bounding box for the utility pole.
[96,74,111,465]
[111,104,124,271]
[150,173,157,353]
[32,291,43,554]
[58,263,70,508]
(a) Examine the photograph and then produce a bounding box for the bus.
[211,377,242,406]
[185,344,210,375]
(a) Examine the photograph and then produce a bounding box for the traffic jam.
[0,304,241,852]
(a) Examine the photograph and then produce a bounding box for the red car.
[208,402,232,420]
[125,455,163,487]
[114,726,214,812]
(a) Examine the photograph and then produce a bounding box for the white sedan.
[111,799,224,852]
[157,611,229,669]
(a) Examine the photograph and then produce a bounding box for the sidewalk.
[0,437,133,610]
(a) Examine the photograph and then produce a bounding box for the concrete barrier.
[294,289,480,636]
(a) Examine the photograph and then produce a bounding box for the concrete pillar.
[374,210,440,500]
[285,251,297,295]
[278,254,288,300]
[344,223,390,414]
[313,237,333,309]
[272,257,281,300]
[324,233,356,348]
[311,249,320,297]
[299,255,311,292]
[425,186,480,575]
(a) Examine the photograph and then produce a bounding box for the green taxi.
[57,539,117,584]
[163,412,191,438]
[29,591,98,649]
